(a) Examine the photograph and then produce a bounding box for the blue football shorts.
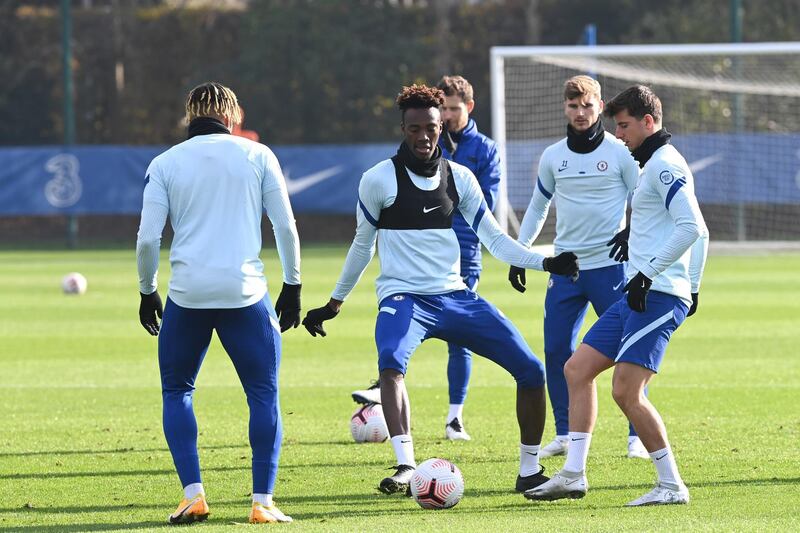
[374,290,544,388]
[582,290,689,373]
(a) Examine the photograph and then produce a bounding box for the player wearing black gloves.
[274,283,302,331]
[302,301,339,337]
[135,82,301,524]
[139,291,163,336]
[508,251,579,292]
[507,76,647,460]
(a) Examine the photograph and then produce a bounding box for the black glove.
[139,291,163,336]
[607,226,630,262]
[542,251,579,279]
[302,303,339,337]
[508,265,527,293]
[624,272,652,313]
[274,283,301,332]
[688,292,699,317]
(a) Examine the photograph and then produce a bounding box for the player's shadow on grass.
[0,443,247,458]
[0,458,391,481]
[472,475,800,497]
[0,498,244,515]
[0,521,167,532]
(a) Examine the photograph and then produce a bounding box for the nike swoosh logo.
[558,167,568,172]
[564,478,581,486]
[613,281,623,290]
[423,205,441,213]
[655,453,667,460]
[688,153,723,173]
[570,438,585,442]
[172,497,201,518]
[400,440,411,444]
[284,165,343,195]
[525,452,538,456]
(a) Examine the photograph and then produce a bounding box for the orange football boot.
[168,493,209,525]
[249,502,293,523]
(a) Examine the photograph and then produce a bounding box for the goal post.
[491,42,800,242]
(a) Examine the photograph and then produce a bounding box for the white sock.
[562,432,592,474]
[519,443,541,476]
[252,493,273,506]
[183,483,204,499]
[447,404,464,423]
[650,446,683,488]
[629,436,642,446]
[390,434,416,468]
[555,435,569,443]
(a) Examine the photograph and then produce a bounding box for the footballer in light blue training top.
[350,75,501,442]
[509,75,649,460]
[526,84,708,507]
[303,84,581,497]
[136,82,300,525]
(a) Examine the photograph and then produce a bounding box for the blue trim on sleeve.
[359,199,379,227]
[536,177,553,200]
[665,178,687,209]
[471,201,487,233]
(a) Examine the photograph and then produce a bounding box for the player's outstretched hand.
[606,226,630,262]
[275,283,302,332]
[624,272,652,313]
[302,303,339,337]
[688,292,699,316]
[508,265,527,293]
[139,291,163,336]
[542,252,579,279]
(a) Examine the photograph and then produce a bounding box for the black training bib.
[377,157,459,230]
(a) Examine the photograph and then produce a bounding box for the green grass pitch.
[0,246,798,531]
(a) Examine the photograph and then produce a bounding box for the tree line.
[1,0,798,146]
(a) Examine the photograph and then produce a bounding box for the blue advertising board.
[1,134,798,216]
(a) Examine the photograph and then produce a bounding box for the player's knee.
[162,384,194,398]
[447,343,471,360]
[544,339,572,361]
[379,366,404,384]
[563,356,584,386]
[611,381,639,412]
[513,355,545,389]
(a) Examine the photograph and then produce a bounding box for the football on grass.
[410,458,464,509]
[61,272,88,295]
[349,403,388,443]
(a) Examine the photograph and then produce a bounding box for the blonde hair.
[563,75,602,101]
[185,82,242,125]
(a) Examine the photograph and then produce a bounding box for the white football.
[410,458,464,510]
[349,403,388,443]
[61,272,88,295]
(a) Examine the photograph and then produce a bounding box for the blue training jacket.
[439,118,501,276]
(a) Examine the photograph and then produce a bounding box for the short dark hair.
[396,84,445,117]
[604,85,662,123]
[436,75,474,103]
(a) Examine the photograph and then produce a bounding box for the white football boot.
[625,483,690,506]
[352,381,381,404]
[523,470,588,501]
[445,418,471,441]
[538,437,569,458]
[627,437,650,459]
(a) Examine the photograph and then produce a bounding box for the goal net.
[490,42,800,242]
